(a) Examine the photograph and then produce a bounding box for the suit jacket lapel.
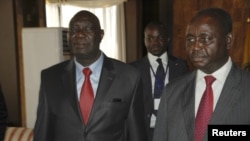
[87,56,115,124]
[61,60,84,124]
[168,55,184,81]
[210,64,241,123]
[168,56,176,81]
[142,57,154,108]
[182,71,196,141]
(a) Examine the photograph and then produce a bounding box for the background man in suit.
[130,21,189,141]
[153,8,250,141]
[0,84,8,140]
[34,10,147,141]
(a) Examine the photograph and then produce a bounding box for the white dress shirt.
[195,57,232,116]
[148,52,169,94]
[148,52,169,128]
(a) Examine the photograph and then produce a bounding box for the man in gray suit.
[34,10,147,141]
[153,8,250,141]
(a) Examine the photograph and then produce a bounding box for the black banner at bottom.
[208,125,250,140]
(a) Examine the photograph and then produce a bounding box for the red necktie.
[195,75,216,141]
[79,68,94,125]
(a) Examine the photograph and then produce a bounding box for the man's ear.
[226,33,233,49]
[99,29,104,43]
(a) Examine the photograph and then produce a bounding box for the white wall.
[22,27,67,128]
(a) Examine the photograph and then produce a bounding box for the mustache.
[190,50,207,58]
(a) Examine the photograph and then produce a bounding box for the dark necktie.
[79,68,94,125]
[195,75,216,141]
[153,58,165,115]
[154,58,165,98]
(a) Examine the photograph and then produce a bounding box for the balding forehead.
[188,14,223,32]
[69,12,101,29]
[189,8,232,34]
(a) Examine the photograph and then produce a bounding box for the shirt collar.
[74,52,104,76]
[147,52,168,66]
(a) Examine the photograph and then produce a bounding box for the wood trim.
[13,0,25,127]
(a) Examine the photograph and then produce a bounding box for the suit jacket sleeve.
[126,76,148,141]
[34,71,49,141]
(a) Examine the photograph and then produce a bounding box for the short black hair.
[191,7,232,34]
[144,21,168,36]
[69,10,101,30]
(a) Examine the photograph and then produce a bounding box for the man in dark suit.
[130,21,189,141]
[34,10,147,141]
[153,8,250,141]
[0,84,8,140]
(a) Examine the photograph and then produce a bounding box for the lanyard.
[149,62,169,80]
[150,62,169,98]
